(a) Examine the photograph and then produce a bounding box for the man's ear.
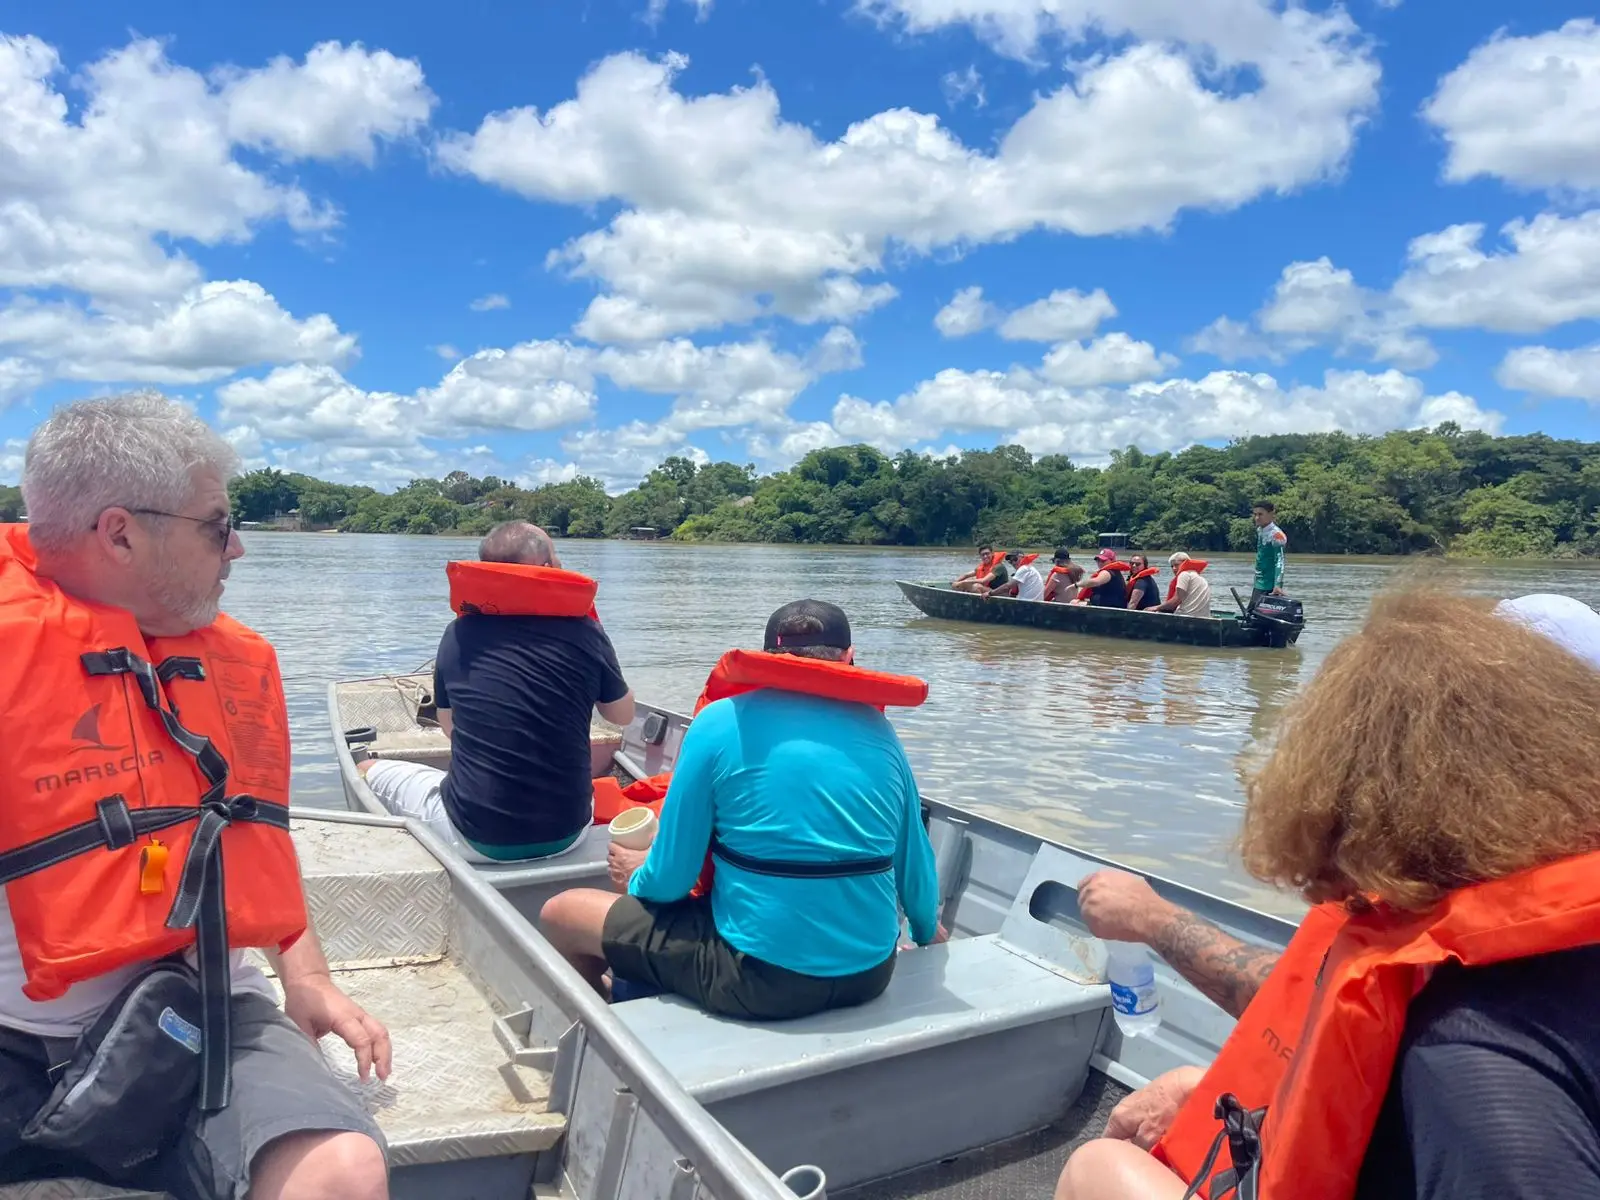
[95,508,137,559]
[844,647,855,665]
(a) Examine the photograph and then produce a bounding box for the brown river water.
[222,534,1600,916]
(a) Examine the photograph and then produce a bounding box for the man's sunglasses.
[95,509,236,551]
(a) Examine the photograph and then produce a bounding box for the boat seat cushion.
[613,932,1108,1102]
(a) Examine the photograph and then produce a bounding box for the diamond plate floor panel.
[264,959,566,1167]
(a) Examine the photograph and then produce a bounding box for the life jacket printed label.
[158,1006,203,1055]
[205,654,286,791]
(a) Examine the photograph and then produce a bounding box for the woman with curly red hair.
[1058,590,1600,1200]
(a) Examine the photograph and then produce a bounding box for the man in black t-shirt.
[361,522,635,862]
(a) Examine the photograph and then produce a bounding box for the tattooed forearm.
[1144,907,1281,1020]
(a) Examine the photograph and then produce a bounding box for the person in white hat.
[1493,594,1600,670]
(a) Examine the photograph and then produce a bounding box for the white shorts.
[362,759,591,864]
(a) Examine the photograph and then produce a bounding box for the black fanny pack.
[22,959,206,1176]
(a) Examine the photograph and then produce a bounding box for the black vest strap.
[1179,1093,1265,1200]
[709,837,892,879]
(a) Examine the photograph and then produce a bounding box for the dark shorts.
[602,896,896,1021]
[0,992,385,1200]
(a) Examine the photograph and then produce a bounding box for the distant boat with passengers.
[898,533,1306,649]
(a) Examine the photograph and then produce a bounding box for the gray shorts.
[0,993,385,1200]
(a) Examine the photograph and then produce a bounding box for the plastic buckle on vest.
[156,657,206,684]
[80,647,132,676]
[1180,1094,1265,1200]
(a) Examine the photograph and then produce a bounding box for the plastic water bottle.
[1105,941,1162,1037]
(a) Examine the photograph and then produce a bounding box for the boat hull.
[326,671,1300,1199]
[895,579,1303,648]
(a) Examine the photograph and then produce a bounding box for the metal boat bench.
[613,848,1119,1193]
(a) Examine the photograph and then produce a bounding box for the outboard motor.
[1246,594,1305,648]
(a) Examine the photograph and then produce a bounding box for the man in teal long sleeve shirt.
[541,600,943,1021]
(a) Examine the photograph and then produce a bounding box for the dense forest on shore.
[5,425,1588,558]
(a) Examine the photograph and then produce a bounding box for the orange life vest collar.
[1157,849,1600,1200]
[1166,559,1208,601]
[447,559,598,620]
[1129,567,1159,584]
[695,648,928,714]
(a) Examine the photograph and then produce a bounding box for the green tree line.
[204,424,1600,558]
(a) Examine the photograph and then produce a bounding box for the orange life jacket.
[1166,559,1209,602]
[1155,851,1600,1199]
[1077,561,1131,602]
[1047,564,1083,594]
[447,559,600,621]
[693,648,928,713]
[1016,553,1040,567]
[1125,566,1160,609]
[0,524,306,1110]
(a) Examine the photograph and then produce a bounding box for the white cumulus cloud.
[1038,333,1177,386]
[1190,208,1600,367]
[1392,212,1600,333]
[0,281,355,387]
[0,438,27,484]
[832,365,1500,462]
[217,363,418,446]
[0,33,432,401]
[1424,19,1600,194]
[999,288,1117,342]
[1497,343,1600,403]
[441,12,1377,339]
[218,41,435,165]
[934,286,1000,337]
[420,342,598,432]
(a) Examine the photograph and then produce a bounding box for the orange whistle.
[139,841,168,895]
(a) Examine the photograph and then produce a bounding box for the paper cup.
[608,807,658,850]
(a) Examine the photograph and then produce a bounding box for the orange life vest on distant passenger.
[0,525,306,1108]
[1077,561,1131,602]
[1166,559,1208,602]
[447,559,600,621]
[1155,852,1600,1200]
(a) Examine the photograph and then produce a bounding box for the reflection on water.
[223,534,1600,917]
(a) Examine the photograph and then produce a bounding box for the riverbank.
[241,527,1600,563]
[226,428,1600,559]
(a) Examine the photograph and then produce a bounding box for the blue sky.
[1,0,1597,491]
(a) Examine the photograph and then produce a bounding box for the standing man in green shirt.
[1251,500,1287,606]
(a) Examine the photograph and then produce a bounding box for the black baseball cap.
[1053,547,1073,564]
[763,599,852,652]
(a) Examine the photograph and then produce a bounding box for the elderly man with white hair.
[1152,551,1212,616]
[0,394,389,1199]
